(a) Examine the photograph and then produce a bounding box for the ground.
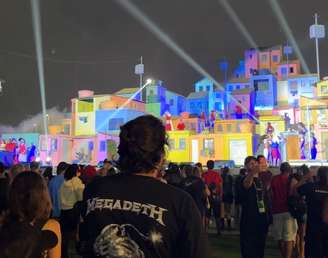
[208,233,280,258]
[70,232,280,258]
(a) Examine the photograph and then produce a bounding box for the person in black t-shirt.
[297,166,328,258]
[240,156,271,258]
[164,163,183,188]
[79,115,209,258]
[234,168,246,229]
[221,166,234,230]
[181,165,207,220]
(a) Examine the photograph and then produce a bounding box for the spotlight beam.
[268,0,310,74]
[30,0,49,142]
[114,0,259,123]
[218,0,258,49]
[100,80,152,133]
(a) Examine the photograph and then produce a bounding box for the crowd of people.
[0,114,327,258]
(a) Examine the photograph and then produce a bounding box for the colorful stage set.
[1,45,327,166]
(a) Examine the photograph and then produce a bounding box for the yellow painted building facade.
[166,119,257,165]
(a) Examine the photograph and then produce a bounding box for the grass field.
[70,232,280,258]
[208,232,280,258]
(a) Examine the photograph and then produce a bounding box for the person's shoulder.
[42,219,60,233]
[202,171,208,177]
[298,181,315,194]
[272,174,280,180]
[73,176,84,185]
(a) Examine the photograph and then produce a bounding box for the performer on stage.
[271,135,281,166]
[18,138,27,163]
[299,123,308,160]
[266,122,275,137]
[235,101,243,119]
[284,113,291,130]
[210,110,216,131]
[164,111,174,131]
[310,132,318,160]
[5,138,15,152]
[177,119,186,131]
[263,138,270,161]
[300,136,306,160]
[200,111,206,131]
[27,144,36,163]
[12,138,18,164]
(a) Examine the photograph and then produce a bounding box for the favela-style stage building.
[1,45,328,167]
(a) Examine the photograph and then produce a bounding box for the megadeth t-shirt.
[80,173,209,258]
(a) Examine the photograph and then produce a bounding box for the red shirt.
[235,105,242,114]
[177,122,185,130]
[271,174,289,214]
[202,170,222,195]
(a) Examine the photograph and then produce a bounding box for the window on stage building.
[168,139,175,150]
[215,102,222,111]
[51,139,57,151]
[281,67,287,76]
[170,99,174,105]
[216,92,221,98]
[108,118,124,131]
[179,138,186,150]
[272,55,279,63]
[203,138,214,156]
[100,141,106,152]
[217,124,223,132]
[261,54,268,63]
[199,86,203,92]
[227,124,232,133]
[79,116,88,124]
[236,123,241,133]
[290,67,294,73]
[88,141,94,151]
[206,85,211,92]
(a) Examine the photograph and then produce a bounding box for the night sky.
[0,0,327,125]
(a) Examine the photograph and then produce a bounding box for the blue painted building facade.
[186,91,209,116]
[251,74,277,110]
[145,81,186,116]
[95,109,145,134]
[287,74,319,105]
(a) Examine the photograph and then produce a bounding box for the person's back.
[0,172,61,258]
[297,166,328,258]
[79,115,208,258]
[48,162,68,218]
[202,169,222,196]
[83,174,206,258]
[164,163,183,188]
[181,165,206,216]
[271,174,289,214]
[60,171,84,210]
[222,168,233,199]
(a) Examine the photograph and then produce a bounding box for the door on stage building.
[321,132,328,160]
[229,140,247,166]
[62,139,71,163]
[191,139,199,164]
[107,140,118,160]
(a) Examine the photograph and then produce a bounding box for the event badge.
[257,200,266,213]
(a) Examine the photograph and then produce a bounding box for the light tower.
[135,56,144,101]
[0,79,5,95]
[309,13,325,80]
